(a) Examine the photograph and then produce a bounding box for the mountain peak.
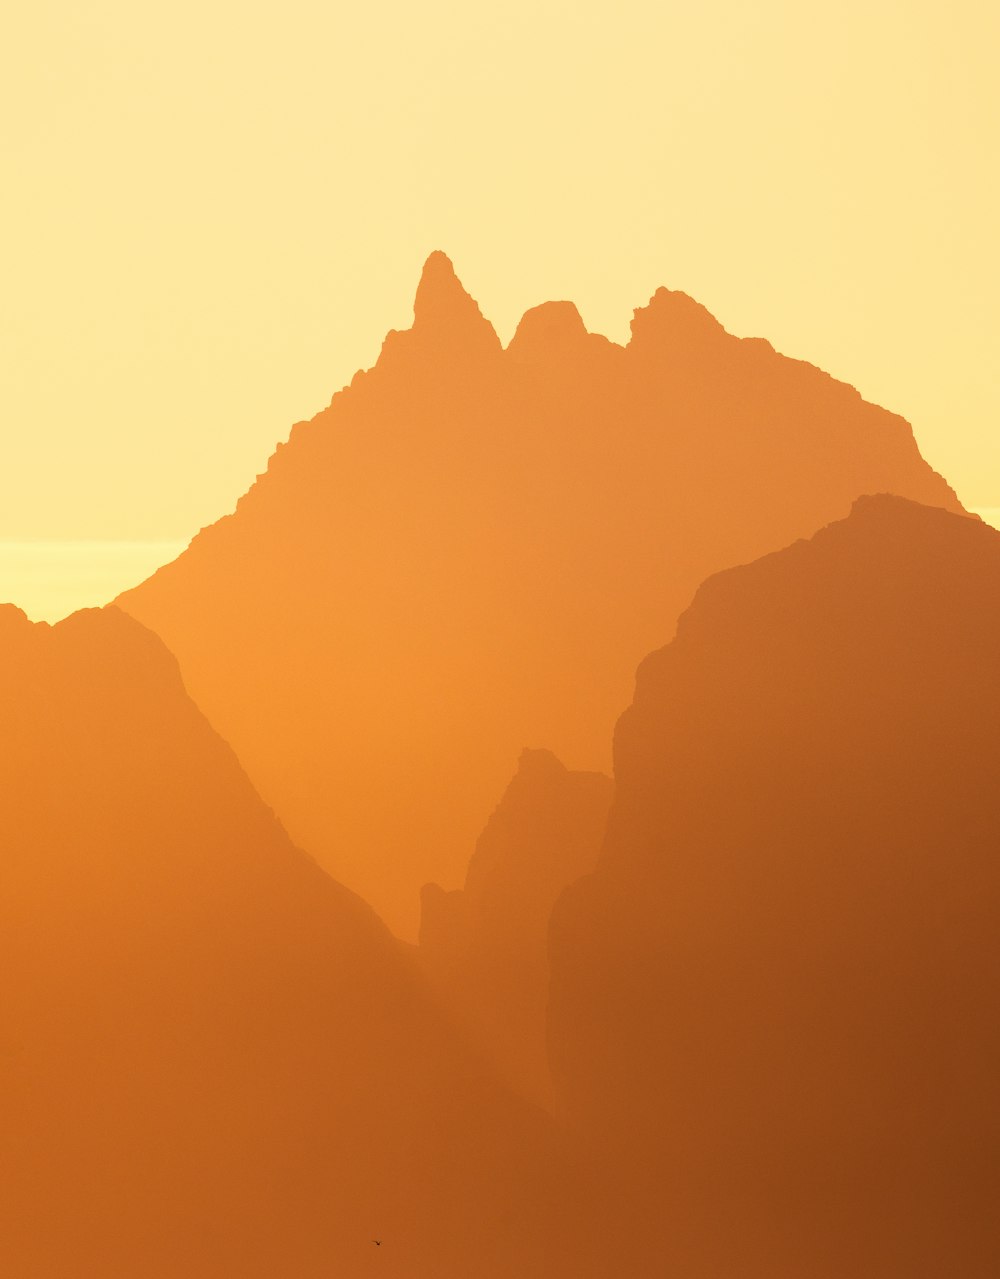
[413,250,462,314]
[408,250,501,355]
[506,301,589,360]
[628,285,728,356]
[0,602,30,628]
[514,746,569,779]
[0,602,33,645]
[117,257,963,936]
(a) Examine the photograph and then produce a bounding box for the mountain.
[0,605,605,1279]
[117,252,962,936]
[547,497,1000,1277]
[419,748,612,1107]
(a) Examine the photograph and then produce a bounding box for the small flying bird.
[372,1239,382,1246]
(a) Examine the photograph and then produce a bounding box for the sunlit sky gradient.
[2,2,997,615]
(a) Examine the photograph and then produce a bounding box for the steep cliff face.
[420,749,612,1107]
[548,498,1000,1277]
[0,606,601,1279]
[117,252,962,935]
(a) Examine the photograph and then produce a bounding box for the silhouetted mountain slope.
[419,749,612,1107]
[117,252,962,935]
[0,606,605,1279]
[548,497,1000,1277]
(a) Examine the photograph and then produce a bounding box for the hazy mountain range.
[116,252,959,937]
[2,255,994,1277]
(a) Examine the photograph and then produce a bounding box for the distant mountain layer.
[117,252,962,935]
[548,496,1000,1277]
[419,748,612,1108]
[0,605,604,1279]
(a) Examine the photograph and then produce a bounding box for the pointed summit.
[413,251,469,323]
[628,285,728,357]
[409,250,501,357]
[512,745,569,780]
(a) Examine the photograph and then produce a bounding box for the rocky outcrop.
[419,749,612,1107]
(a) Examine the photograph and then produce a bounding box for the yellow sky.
[2,1,997,554]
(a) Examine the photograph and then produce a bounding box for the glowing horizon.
[0,539,187,624]
[6,505,1000,627]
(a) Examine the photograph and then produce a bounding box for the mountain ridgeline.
[548,496,1000,1276]
[5,253,996,1277]
[116,252,961,937]
[0,606,607,1279]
